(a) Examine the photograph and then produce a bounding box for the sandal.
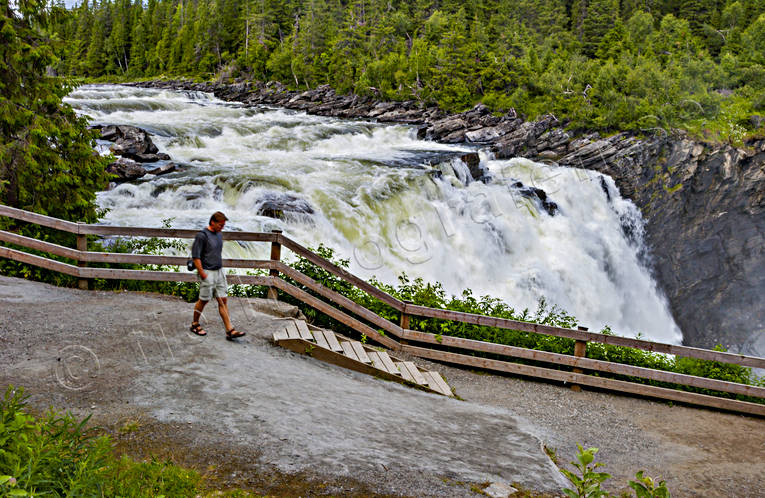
[226,328,246,340]
[190,322,207,336]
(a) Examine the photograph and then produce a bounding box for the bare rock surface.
[1,275,763,497]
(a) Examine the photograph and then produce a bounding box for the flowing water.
[65,85,682,343]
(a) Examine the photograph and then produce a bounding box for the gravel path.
[1,275,763,497]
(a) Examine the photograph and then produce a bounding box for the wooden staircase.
[272,319,453,397]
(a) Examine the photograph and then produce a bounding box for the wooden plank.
[350,341,371,363]
[0,204,79,233]
[0,230,79,260]
[276,338,442,395]
[279,235,404,311]
[272,278,401,350]
[427,371,453,396]
[277,264,403,339]
[322,330,344,353]
[403,304,765,369]
[340,341,359,361]
[0,246,80,276]
[76,225,278,242]
[377,351,400,375]
[402,345,765,417]
[395,362,415,382]
[312,329,330,349]
[400,329,765,399]
[272,329,289,341]
[402,362,428,386]
[0,231,276,272]
[284,321,300,339]
[294,320,313,340]
[367,351,384,370]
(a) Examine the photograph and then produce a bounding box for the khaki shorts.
[198,269,227,301]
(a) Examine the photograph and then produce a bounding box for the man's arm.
[193,258,206,279]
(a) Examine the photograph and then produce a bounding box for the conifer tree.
[0,0,110,222]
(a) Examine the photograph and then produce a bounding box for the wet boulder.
[256,193,314,220]
[146,163,177,176]
[101,125,161,161]
[514,182,559,216]
[106,157,147,183]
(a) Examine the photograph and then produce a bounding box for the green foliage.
[39,0,764,138]
[560,445,611,498]
[629,470,671,498]
[0,0,111,223]
[0,386,256,497]
[559,445,671,498]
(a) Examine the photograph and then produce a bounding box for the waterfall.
[65,84,682,343]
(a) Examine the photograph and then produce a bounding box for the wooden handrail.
[0,205,80,233]
[3,204,765,416]
[278,234,404,311]
[403,303,765,369]
[402,345,765,417]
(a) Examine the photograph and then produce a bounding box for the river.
[64,84,682,343]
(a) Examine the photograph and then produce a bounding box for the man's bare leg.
[193,299,208,324]
[216,297,234,332]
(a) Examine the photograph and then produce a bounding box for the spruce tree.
[0,0,110,223]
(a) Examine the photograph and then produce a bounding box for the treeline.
[50,0,765,135]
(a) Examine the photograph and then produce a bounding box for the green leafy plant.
[560,445,612,498]
[629,470,671,498]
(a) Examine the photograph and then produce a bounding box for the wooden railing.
[2,204,765,416]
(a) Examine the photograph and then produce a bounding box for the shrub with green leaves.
[0,386,212,497]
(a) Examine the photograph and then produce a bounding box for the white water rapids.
[65,85,682,343]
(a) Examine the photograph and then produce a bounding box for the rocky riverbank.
[123,79,764,357]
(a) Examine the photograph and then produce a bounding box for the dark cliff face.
[127,80,764,355]
[553,134,765,356]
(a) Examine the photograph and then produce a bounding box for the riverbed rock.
[105,125,160,161]
[146,163,177,176]
[106,157,147,182]
[256,193,315,220]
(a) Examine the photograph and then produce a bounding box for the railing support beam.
[267,230,282,300]
[571,327,589,392]
[76,232,89,290]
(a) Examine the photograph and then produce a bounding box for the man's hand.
[193,258,206,279]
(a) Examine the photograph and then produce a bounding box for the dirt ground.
[1,275,763,497]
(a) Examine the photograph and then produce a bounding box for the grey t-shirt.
[191,228,223,270]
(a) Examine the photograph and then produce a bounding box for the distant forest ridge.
[50,0,765,136]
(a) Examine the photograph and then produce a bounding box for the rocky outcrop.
[124,79,764,356]
[106,157,147,183]
[256,192,315,220]
[94,124,171,163]
[558,134,764,356]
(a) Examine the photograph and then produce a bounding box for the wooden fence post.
[267,229,282,300]
[571,326,588,392]
[76,231,89,290]
[400,300,413,345]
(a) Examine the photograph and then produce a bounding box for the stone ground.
[1,275,763,497]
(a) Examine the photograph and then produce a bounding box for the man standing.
[189,211,245,340]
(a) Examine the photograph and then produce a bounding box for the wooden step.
[423,371,452,396]
[321,330,343,352]
[311,329,330,349]
[294,319,313,340]
[272,327,453,396]
[284,320,300,339]
[376,351,400,375]
[395,362,415,382]
[400,361,428,386]
[340,341,359,361]
[350,341,371,363]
